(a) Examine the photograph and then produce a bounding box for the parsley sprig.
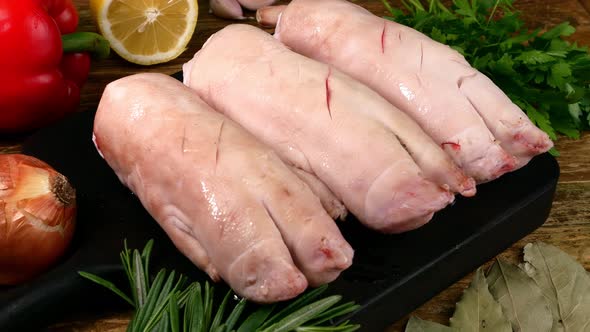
[78,240,360,332]
[384,0,590,152]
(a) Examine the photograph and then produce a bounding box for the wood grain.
[0,0,588,331]
[553,133,590,183]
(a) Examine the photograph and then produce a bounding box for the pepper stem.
[62,32,111,60]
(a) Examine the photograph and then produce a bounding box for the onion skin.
[0,154,76,285]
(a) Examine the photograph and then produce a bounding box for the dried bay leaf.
[405,316,457,332]
[486,259,552,332]
[522,242,590,332]
[450,268,511,332]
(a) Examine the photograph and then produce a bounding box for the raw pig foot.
[262,0,553,182]
[183,25,463,233]
[94,73,353,302]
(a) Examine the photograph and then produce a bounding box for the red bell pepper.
[0,0,109,133]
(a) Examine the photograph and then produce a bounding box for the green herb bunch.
[383,0,590,151]
[79,240,361,332]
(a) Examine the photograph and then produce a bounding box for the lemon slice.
[90,0,199,65]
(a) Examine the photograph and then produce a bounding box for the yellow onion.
[0,154,76,285]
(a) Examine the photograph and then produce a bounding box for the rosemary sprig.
[79,240,361,332]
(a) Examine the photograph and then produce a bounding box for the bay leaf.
[405,316,456,332]
[486,258,552,332]
[521,242,590,332]
[450,268,511,332]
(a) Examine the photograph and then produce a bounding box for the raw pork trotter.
[183,24,474,233]
[259,0,553,182]
[93,73,353,302]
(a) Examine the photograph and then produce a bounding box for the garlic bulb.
[0,154,76,285]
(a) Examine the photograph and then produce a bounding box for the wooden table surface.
[1,0,589,331]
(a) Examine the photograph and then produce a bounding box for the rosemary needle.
[79,240,360,332]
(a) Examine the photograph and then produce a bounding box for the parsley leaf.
[541,22,576,40]
[515,50,556,65]
[547,62,572,90]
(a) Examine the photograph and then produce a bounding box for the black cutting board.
[1,76,559,331]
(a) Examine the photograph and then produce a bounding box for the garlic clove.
[210,0,245,20]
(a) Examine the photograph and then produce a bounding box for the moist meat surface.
[93,73,353,302]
